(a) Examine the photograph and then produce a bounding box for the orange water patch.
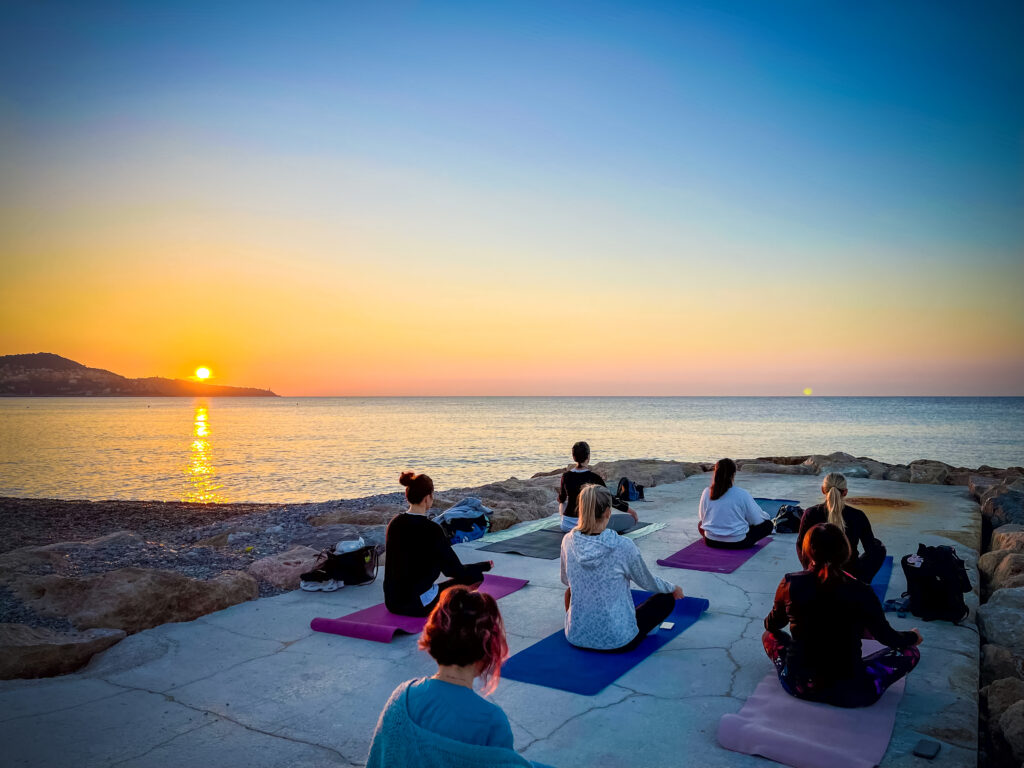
[846,496,922,525]
[847,497,917,509]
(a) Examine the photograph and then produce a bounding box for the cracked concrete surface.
[0,473,980,767]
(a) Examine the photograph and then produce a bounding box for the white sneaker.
[300,575,343,592]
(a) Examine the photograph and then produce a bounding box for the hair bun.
[399,471,416,487]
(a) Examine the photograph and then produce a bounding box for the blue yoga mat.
[754,498,801,518]
[870,556,894,604]
[501,592,710,696]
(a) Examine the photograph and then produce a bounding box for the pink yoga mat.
[717,641,906,768]
[656,537,771,573]
[310,574,529,643]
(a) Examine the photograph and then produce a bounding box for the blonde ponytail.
[821,472,848,529]
[577,484,613,535]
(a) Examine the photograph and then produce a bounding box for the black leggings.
[704,519,774,550]
[762,630,920,708]
[847,542,887,584]
[584,592,676,654]
[387,575,483,618]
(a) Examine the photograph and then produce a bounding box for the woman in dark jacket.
[764,522,922,708]
[796,472,887,583]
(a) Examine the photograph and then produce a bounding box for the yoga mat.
[657,536,771,574]
[870,556,894,604]
[480,522,652,560]
[754,498,801,518]
[310,574,529,643]
[717,641,905,768]
[501,592,709,695]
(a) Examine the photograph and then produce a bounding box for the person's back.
[562,528,640,648]
[405,678,512,748]
[697,462,772,549]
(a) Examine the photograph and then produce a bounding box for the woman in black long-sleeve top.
[764,522,922,708]
[796,472,886,583]
[384,472,492,617]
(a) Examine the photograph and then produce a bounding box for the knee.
[904,645,921,668]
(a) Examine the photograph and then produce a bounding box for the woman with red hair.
[368,587,549,767]
[762,523,922,708]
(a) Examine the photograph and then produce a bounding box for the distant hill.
[0,354,278,397]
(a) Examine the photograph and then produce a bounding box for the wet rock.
[247,546,320,590]
[982,644,1024,686]
[14,567,258,634]
[999,700,1024,763]
[978,587,1024,651]
[983,489,1024,529]
[0,623,126,679]
[992,525,1024,553]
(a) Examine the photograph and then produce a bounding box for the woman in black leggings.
[763,522,922,707]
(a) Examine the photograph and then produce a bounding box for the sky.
[1,1,1022,396]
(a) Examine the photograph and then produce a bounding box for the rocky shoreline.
[1,452,1021,685]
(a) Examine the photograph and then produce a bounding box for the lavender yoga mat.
[657,536,771,574]
[310,574,529,643]
[717,641,905,768]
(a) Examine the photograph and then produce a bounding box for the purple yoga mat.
[717,641,906,768]
[656,537,771,573]
[310,574,530,643]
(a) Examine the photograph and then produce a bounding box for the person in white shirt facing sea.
[698,458,774,549]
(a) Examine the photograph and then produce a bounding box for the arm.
[861,584,917,649]
[624,540,675,594]
[436,528,490,581]
[856,509,883,554]
[697,489,707,535]
[743,491,771,525]
[557,474,567,516]
[795,507,815,568]
[560,539,569,587]
[764,578,790,634]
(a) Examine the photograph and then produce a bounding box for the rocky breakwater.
[974,475,1024,767]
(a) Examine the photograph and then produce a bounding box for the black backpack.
[616,477,645,502]
[333,545,379,586]
[900,543,971,623]
[772,505,803,534]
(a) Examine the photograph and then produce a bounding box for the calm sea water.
[1,397,1022,503]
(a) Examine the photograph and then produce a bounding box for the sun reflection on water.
[184,402,223,503]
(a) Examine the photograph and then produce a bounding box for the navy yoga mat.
[870,556,894,604]
[753,498,801,518]
[501,592,710,695]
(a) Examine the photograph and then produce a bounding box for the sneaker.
[300,568,342,592]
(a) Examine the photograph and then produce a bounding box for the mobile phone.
[660,621,675,630]
[912,739,940,759]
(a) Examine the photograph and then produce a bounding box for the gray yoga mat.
[479,521,651,560]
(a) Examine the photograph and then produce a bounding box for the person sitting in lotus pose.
[697,458,773,549]
[558,441,638,533]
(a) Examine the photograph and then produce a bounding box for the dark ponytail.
[709,458,736,501]
[802,523,851,583]
[399,471,434,504]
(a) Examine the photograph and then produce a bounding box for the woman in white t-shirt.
[698,458,773,549]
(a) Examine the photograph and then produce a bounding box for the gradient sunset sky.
[1,1,1022,396]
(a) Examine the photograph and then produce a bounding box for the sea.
[1,397,1022,504]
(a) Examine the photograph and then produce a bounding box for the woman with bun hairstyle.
[697,458,773,548]
[384,472,493,617]
[796,472,887,583]
[763,522,922,708]
[557,441,638,533]
[561,484,683,652]
[367,587,550,768]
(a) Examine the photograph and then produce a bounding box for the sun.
[195,367,211,380]
[803,387,813,396]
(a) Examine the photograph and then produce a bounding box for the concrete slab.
[0,473,981,768]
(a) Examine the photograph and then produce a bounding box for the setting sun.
[195,367,211,380]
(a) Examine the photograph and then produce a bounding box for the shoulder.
[585,470,605,484]
[699,486,710,500]
[802,504,825,518]
[844,505,867,520]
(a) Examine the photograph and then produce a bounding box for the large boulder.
[989,554,1024,591]
[14,568,258,634]
[992,525,1024,553]
[588,459,705,488]
[0,623,126,679]
[883,465,912,483]
[978,587,1024,651]
[999,700,1024,763]
[971,475,1004,501]
[738,462,817,476]
[909,460,952,485]
[247,546,320,590]
[984,677,1024,723]
[434,477,560,530]
[0,531,145,585]
[983,489,1024,530]
[982,644,1024,686]
[981,550,1016,581]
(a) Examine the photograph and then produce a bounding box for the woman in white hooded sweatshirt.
[560,485,684,652]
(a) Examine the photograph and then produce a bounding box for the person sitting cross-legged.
[697,458,773,549]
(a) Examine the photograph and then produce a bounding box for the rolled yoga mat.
[479,521,651,560]
[717,641,906,768]
[657,536,771,574]
[501,592,709,695]
[870,556,894,604]
[310,574,529,643]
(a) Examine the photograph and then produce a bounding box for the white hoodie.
[560,528,676,650]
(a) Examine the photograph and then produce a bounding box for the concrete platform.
[0,473,981,767]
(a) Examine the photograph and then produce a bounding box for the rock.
[226,531,254,544]
[999,700,1024,763]
[0,531,146,585]
[984,677,1024,723]
[981,550,1015,580]
[434,477,560,530]
[992,525,1024,553]
[883,466,912,483]
[989,554,1024,592]
[291,524,386,554]
[971,475,1004,501]
[247,546,320,590]
[978,587,1024,651]
[265,524,285,534]
[983,489,1024,530]
[14,567,258,634]
[589,459,705,488]
[909,461,952,485]
[982,644,1024,686]
[309,505,401,527]
[0,623,126,679]
[737,462,817,475]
